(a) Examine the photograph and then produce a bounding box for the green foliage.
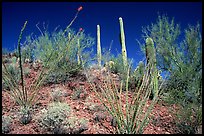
[141,14,181,71]
[175,103,202,134]
[31,28,94,68]
[2,115,12,134]
[164,24,202,104]
[22,28,94,85]
[17,35,35,63]
[43,68,72,85]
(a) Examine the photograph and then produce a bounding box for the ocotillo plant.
[77,39,81,65]
[119,17,128,68]
[145,37,158,99]
[97,25,102,67]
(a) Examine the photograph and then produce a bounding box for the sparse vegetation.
[2,6,201,134]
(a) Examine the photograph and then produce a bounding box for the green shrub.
[37,102,88,134]
[43,70,71,85]
[2,57,21,91]
[6,64,21,83]
[37,102,71,134]
[23,27,94,85]
[2,115,12,134]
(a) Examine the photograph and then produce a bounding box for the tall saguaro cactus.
[119,17,128,68]
[97,25,102,67]
[145,38,158,99]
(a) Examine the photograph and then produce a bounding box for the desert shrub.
[24,28,94,85]
[7,64,20,81]
[37,102,71,134]
[15,35,35,63]
[43,69,71,85]
[50,88,63,102]
[32,27,94,67]
[66,117,89,134]
[37,102,88,134]
[175,103,202,134]
[2,115,12,134]
[19,106,32,125]
[2,62,21,91]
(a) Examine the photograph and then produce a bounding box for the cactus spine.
[97,25,102,67]
[145,38,158,98]
[119,17,128,68]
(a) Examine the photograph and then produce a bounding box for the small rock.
[94,112,106,122]
[165,132,170,134]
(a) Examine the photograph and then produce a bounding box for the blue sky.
[2,2,202,68]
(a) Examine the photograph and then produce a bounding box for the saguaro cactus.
[145,38,158,99]
[97,25,102,67]
[119,17,128,68]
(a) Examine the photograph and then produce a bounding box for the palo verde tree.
[140,14,202,133]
